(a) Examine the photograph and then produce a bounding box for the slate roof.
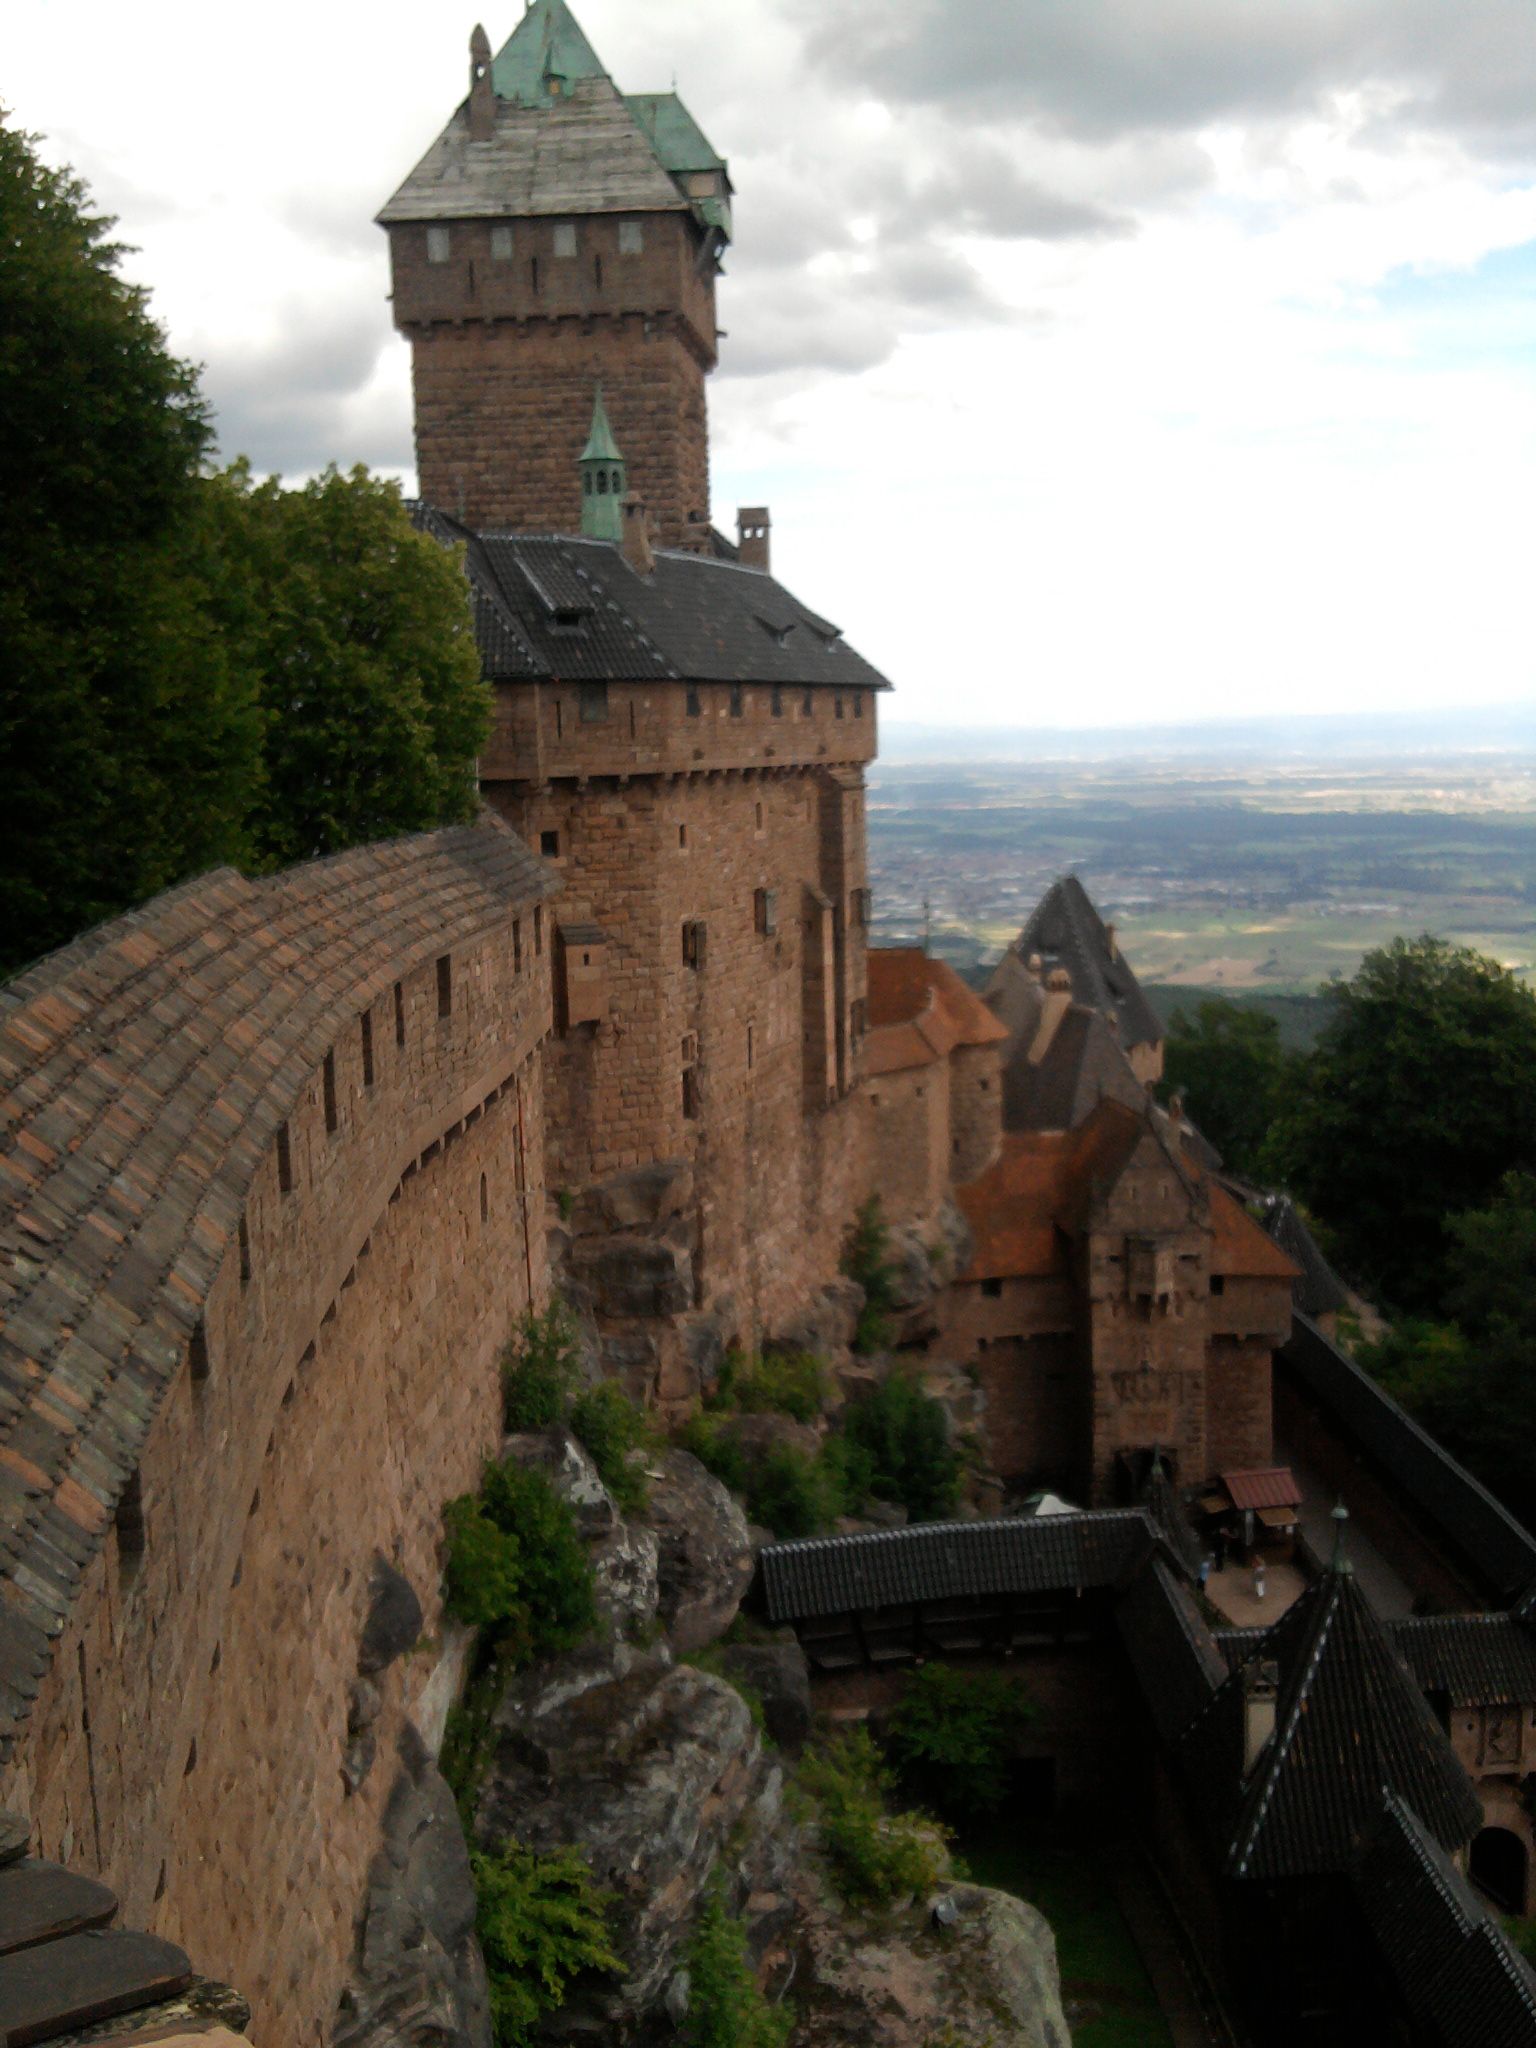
[1257,1195,1350,1319]
[1182,1564,1482,1881]
[415,511,891,693]
[758,1510,1155,1624]
[1356,1793,1536,2048]
[0,825,555,1759]
[1007,876,1164,1052]
[1282,1314,1536,1604]
[1003,1002,1146,1133]
[1392,1612,1536,1705]
[1115,1558,1227,1743]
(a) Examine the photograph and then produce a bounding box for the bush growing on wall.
[443,1462,595,1665]
[570,1380,651,1513]
[472,1840,621,2047]
[799,1728,951,1910]
[713,1348,830,1423]
[843,1197,900,1353]
[502,1302,582,1431]
[841,1371,959,1523]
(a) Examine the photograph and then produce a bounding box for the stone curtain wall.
[0,830,556,2042]
[950,1041,1005,1187]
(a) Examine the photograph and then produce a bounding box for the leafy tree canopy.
[1162,997,1301,1177]
[1266,937,1536,1311]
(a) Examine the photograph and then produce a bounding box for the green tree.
[471,1841,620,2048]
[1266,937,1536,1310]
[681,1874,792,2048]
[886,1664,1036,1819]
[841,1371,960,1523]
[1163,997,1300,1175]
[199,463,490,868]
[0,123,260,969]
[1445,1172,1536,1527]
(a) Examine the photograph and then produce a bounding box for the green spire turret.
[579,386,626,542]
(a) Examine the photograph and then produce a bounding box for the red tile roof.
[865,948,1008,1074]
[1220,1467,1303,1511]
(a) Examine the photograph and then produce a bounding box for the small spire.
[1329,1499,1353,1575]
[579,385,626,543]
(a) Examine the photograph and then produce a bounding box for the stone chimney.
[737,506,771,571]
[468,25,495,142]
[1243,1658,1280,1775]
[1027,966,1074,1065]
[621,492,655,576]
[1104,921,1118,958]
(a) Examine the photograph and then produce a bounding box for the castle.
[1,5,1534,2043]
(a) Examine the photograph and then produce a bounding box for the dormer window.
[426,226,451,264]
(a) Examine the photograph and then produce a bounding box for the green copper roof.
[626,93,727,176]
[491,0,608,107]
[580,385,623,464]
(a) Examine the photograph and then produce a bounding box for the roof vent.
[737,506,771,572]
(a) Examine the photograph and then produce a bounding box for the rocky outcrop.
[474,1664,796,2036]
[645,1447,753,1652]
[333,1728,491,2048]
[882,1199,974,1347]
[792,1876,1070,2048]
[769,1276,865,1361]
[718,1637,812,1755]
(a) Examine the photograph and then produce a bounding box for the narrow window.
[394,979,406,1047]
[754,888,778,937]
[687,686,702,718]
[490,223,514,261]
[619,220,644,255]
[426,225,451,263]
[802,689,814,716]
[682,1066,700,1121]
[323,1050,338,1133]
[747,1022,755,1069]
[678,824,688,849]
[238,1214,252,1286]
[541,829,560,858]
[530,256,540,294]
[1211,1274,1227,1297]
[629,700,636,738]
[116,1468,145,1583]
[683,920,707,969]
[755,800,764,832]
[513,918,523,972]
[188,1319,210,1383]
[729,684,744,718]
[553,221,577,257]
[534,905,544,955]
[854,691,865,718]
[594,254,603,289]
[835,696,845,719]
[436,954,453,1019]
[276,1121,293,1193]
[771,687,783,718]
[480,1173,490,1224]
[555,699,563,739]
[361,1009,375,1088]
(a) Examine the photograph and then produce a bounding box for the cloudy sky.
[6,0,1535,728]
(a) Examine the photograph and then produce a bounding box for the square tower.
[378,3,732,547]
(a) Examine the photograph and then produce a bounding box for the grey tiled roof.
[0,824,555,1758]
[417,513,892,692]
[758,1510,1154,1624]
[1010,876,1164,1051]
[1003,1003,1146,1134]
[1115,1559,1227,1744]
[1185,1567,1483,1881]
[1392,1612,1536,1705]
[1258,1195,1349,1319]
[1357,1793,1536,2048]
[1282,1314,1536,1603]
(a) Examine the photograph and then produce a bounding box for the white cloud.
[4,0,1534,724]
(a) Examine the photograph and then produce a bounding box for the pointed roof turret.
[579,386,626,543]
[491,0,609,105]
[580,385,622,465]
[1181,1565,1482,1880]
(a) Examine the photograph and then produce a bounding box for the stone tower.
[378,1,732,546]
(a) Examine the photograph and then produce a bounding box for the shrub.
[684,1647,768,1738]
[799,1728,950,1909]
[745,1443,839,1540]
[717,1348,829,1424]
[678,1413,750,1495]
[442,1462,595,1665]
[570,1379,651,1513]
[502,1302,582,1431]
[886,1664,1037,1818]
[843,1197,900,1353]
[681,1872,792,2048]
[472,1840,621,2048]
[840,1371,959,1523]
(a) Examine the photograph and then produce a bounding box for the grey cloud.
[204,302,408,476]
[787,0,1536,154]
[871,141,1134,241]
[718,276,901,380]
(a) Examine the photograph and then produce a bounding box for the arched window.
[597,471,608,494]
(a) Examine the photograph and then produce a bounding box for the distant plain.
[866,716,1536,999]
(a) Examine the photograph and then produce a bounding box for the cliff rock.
[643,1448,753,1652]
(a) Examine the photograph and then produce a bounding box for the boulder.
[334,1728,490,2048]
[567,1232,693,1319]
[500,1426,616,1535]
[644,1449,753,1652]
[590,1515,660,1637]
[718,1639,812,1755]
[792,1875,1070,2048]
[359,1557,424,1678]
[495,1634,671,1730]
[474,1665,795,2033]
[770,1277,864,1359]
[566,1161,694,1237]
